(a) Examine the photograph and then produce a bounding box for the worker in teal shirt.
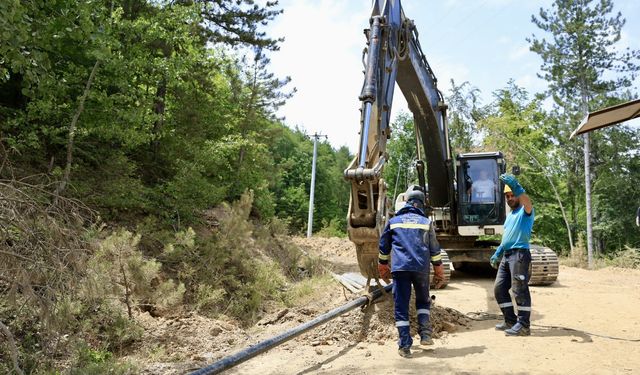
[490,174,534,336]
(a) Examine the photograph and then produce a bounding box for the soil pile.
[133,311,250,373]
[300,293,470,347]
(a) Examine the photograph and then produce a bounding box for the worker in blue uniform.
[378,187,446,358]
[490,174,534,336]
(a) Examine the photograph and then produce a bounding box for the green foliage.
[0,0,353,234]
[163,193,328,322]
[281,275,333,308]
[529,0,639,110]
[606,247,640,269]
[528,0,640,254]
[384,112,418,201]
[0,0,356,372]
[159,192,324,324]
[71,344,137,375]
[269,126,350,234]
[317,218,347,238]
[85,230,186,317]
[480,81,578,253]
[446,79,486,154]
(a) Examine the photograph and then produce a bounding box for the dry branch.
[0,320,25,375]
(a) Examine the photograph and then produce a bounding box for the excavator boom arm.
[344,0,452,277]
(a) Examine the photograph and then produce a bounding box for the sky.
[264,0,640,151]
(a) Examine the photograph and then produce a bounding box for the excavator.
[344,0,558,287]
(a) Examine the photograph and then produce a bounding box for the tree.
[446,80,485,154]
[384,112,417,202]
[481,82,574,253]
[529,0,640,262]
[194,0,283,50]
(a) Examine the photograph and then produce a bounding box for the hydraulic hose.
[190,283,393,375]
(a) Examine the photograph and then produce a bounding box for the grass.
[282,275,334,307]
[560,246,640,270]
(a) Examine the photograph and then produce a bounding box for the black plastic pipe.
[190,283,393,375]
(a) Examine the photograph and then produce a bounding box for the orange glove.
[433,264,446,289]
[378,263,391,283]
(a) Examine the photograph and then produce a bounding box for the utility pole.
[307,133,327,238]
[581,84,594,269]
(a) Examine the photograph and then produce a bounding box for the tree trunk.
[580,76,594,268]
[151,76,167,156]
[118,254,133,319]
[55,60,100,196]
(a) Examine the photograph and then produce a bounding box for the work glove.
[378,263,391,283]
[500,173,525,197]
[490,254,500,269]
[432,264,446,289]
[490,246,504,269]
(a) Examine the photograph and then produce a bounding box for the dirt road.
[227,238,640,375]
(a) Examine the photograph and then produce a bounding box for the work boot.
[398,347,412,358]
[420,334,434,346]
[505,322,530,336]
[495,321,514,331]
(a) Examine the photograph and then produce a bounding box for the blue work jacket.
[378,204,442,273]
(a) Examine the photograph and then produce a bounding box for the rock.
[219,321,234,331]
[442,321,457,333]
[210,327,222,336]
[365,351,372,357]
[315,348,323,355]
[192,352,215,362]
[311,340,321,346]
[276,308,289,320]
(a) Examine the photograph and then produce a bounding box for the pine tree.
[528,0,640,264]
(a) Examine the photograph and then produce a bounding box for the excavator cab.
[456,152,506,236]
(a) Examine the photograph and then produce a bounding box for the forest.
[0,0,638,373]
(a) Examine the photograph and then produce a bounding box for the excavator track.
[528,245,559,286]
[429,249,451,288]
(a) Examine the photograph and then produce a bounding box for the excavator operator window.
[457,157,504,226]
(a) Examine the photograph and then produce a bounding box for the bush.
[316,218,347,238]
[159,191,285,323]
[605,246,640,269]
[70,344,137,375]
[84,230,186,318]
[159,192,328,324]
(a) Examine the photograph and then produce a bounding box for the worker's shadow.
[531,326,593,343]
[296,306,376,375]
[296,343,357,375]
[411,345,486,358]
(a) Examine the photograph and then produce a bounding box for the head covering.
[406,189,425,204]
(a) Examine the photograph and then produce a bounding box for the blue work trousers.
[494,248,532,327]
[392,271,432,348]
